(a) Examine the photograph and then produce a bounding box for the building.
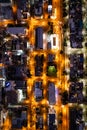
[48,114,56,130]
[48,0,52,5]
[48,82,56,105]
[50,34,59,49]
[35,27,43,49]
[34,5,43,17]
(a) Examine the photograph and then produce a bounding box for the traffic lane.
[53,0,63,21]
[0,20,14,26]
